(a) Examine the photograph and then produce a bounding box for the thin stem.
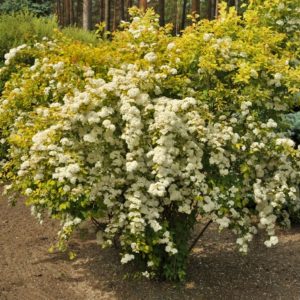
[189,219,212,252]
[91,217,107,230]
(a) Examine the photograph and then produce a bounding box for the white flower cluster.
[128,15,157,39]
[4,44,27,65]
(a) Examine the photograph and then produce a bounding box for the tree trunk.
[207,0,212,20]
[65,0,70,25]
[172,0,178,35]
[158,0,165,26]
[69,0,74,24]
[77,0,83,26]
[105,0,111,31]
[176,0,180,33]
[211,0,216,19]
[181,0,187,30]
[125,0,132,20]
[100,0,105,22]
[120,0,125,21]
[64,0,73,26]
[235,0,239,12]
[56,0,63,26]
[139,0,147,11]
[113,0,120,31]
[191,0,200,16]
[61,0,65,26]
[83,0,92,30]
[215,0,219,18]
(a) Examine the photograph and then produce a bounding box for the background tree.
[139,0,147,11]
[65,0,73,25]
[83,0,92,30]
[120,0,125,21]
[158,0,165,26]
[105,0,111,31]
[99,0,105,22]
[191,0,200,16]
[0,0,246,31]
[126,0,133,20]
[181,0,187,30]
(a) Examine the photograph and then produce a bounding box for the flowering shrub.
[0,37,86,163]
[0,2,300,281]
[249,0,300,52]
[249,0,300,223]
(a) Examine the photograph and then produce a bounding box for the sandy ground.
[1,187,300,300]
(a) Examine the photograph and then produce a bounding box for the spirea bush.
[249,0,300,54]
[0,3,300,281]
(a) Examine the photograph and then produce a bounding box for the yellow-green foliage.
[248,0,300,51]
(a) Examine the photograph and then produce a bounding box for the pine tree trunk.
[215,0,219,18]
[191,0,200,16]
[126,0,132,20]
[235,0,239,12]
[56,0,63,26]
[181,0,187,30]
[66,0,70,25]
[139,0,147,11]
[61,0,65,26]
[207,0,212,20]
[105,0,111,31]
[120,0,125,21]
[113,0,119,31]
[77,0,83,26]
[211,0,215,19]
[158,0,165,26]
[69,0,74,24]
[100,0,105,22]
[172,0,178,35]
[176,0,180,33]
[64,0,73,26]
[83,0,92,30]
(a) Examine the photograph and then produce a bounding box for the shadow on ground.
[65,222,300,300]
[1,192,300,300]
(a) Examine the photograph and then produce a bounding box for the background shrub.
[61,26,100,45]
[0,11,57,63]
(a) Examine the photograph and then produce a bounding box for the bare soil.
[1,187,300,300]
